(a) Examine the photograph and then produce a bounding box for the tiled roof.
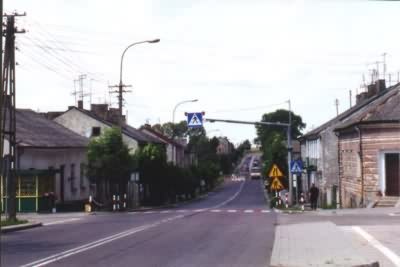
[301,83,400,139]
[335,86,400,130]
[122,124,165,144]
[14,109,89,148]
[61,107,164,144]
[140,126,184,148]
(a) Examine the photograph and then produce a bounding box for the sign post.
[290,160,303,205]
[269,164,285,207]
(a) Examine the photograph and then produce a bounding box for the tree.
[255,109,305,186]
[86,127,135,204]
[136,143,167,205]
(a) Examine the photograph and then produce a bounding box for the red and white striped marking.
[139,209,271,214]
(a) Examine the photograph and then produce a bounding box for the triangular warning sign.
[268,164,284,178]
[270,177,284,190]
[188,113,202,126]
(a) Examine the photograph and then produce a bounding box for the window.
[91,127,101,137]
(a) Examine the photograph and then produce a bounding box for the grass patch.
[0,218,28,227]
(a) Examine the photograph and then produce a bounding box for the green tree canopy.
[86,127,136,201]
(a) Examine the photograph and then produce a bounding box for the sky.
[5,0,400,145]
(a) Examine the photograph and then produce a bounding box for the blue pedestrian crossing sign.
[290,160,303,174]
[186,112,203,128]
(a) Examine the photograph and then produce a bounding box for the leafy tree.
[86,127,135,204]
[136,143,167,205]
[255,109,305,185]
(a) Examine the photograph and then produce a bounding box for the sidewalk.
[270,221,381,267]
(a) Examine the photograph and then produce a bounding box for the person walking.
[309,183,319,210]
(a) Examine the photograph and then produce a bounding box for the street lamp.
[118,38,160,120]
[172,99,198,123]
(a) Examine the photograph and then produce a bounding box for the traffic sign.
[290,160,303,174]
[187,112,203,128]
[268,164,284,178]
[271,177,284,190]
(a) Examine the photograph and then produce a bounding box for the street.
[1,178,277,267]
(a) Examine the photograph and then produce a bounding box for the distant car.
[250,166,262,179]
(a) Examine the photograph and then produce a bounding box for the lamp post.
[172,99,198,123]
[117,38,160,123]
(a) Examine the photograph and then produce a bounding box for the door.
[385,153,400,196]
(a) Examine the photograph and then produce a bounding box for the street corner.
[1,221,42,233]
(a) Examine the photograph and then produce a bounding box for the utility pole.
[382,52,387,81]
[1,13,26,221]
[108,83,131,125]
[287,100,293,205]
[335,98,339,116]
[349,90,352,108]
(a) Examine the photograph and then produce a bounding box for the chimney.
[90,104,108,119]
[77,100,83,109]
[107,108,125,125]
[356,92,368,105]
[376,79,386,93]
[367,84,377,98]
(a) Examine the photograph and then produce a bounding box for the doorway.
[385,153,400,196]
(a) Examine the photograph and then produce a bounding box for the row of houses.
[1,101,193,212]
[299,80,400,208]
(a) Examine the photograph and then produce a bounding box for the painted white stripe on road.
[261,210,270,213]
[21,180,247,266]
[43,218,81,226]
[21,215,185,267]
[352,226,400,266]
[143,211,155,214]
[160,210,171,213]
[176,209,188,213]
[388,213,400,216]
[244,209,254,213]
[227,210,237,213]
[194,209,205,212]
[210,209,221,213]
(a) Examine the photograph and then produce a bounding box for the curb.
[1,222,42,233]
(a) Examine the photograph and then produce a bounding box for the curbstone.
[1,222,42,233]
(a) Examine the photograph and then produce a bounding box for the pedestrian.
[309,183,319,210]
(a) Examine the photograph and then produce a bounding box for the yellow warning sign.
[268,164,284,178]
[270,177,284,190]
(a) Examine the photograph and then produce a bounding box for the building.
[299,80,397,207]
[216,137,233,155]
[1,109,89,212]
[140,124,186,167]
[334,84,400,208]
[53,102,163,153]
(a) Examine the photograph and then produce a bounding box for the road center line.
[21,181,246,267]
[352,226,400,266]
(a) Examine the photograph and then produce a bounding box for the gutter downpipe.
[334,131,342,209]
[355,126,364,207]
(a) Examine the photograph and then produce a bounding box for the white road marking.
[261,210,270,213]
[194,209,205,212]
[21,181,247,267]
[352,226,400,266]
[176,209,188,213]
[160,210,171,213]
[244,209,254,213]
[43,218,81,226]
[210,209,221,213]
[143,211,155,214]
[388,213,400,216]
[227,209,237,213]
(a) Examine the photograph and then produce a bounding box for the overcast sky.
[6,0,400,144]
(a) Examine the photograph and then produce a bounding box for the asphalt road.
[1,179,277,267]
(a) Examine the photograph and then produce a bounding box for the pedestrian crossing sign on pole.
[186,112,203,128]
[290,160,303,174]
